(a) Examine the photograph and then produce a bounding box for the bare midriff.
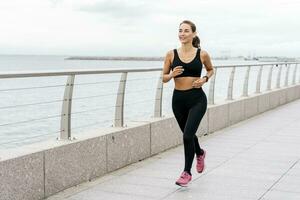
[173,76,199,90]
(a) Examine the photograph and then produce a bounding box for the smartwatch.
[203,75,209,82]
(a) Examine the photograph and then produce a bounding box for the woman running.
[162,20,214,186]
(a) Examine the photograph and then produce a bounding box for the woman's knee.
[183,133,194,142]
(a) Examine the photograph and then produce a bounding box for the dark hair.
[180,20,201,48]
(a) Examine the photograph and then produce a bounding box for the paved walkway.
[47,99,300,200]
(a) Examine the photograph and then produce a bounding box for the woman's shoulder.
[165,49,175,60]
[166,49,175,56]
[200,49,210,61]
[200,49,209,56]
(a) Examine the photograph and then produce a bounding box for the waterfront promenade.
[1,62,300,200]
[47,98,300,200]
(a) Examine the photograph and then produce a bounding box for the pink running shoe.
[196,149,206,173]
[175,171,192,187]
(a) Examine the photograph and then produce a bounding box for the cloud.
[77,0,152,18]
[0,0,299,57]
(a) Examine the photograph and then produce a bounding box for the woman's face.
[178,23,196,44]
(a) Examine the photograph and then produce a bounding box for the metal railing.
[0,62,299,142]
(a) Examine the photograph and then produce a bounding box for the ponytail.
[192,35,200,48]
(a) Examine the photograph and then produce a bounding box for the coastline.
[65,56,164,61]
[65,55,299,62]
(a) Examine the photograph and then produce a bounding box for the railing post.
[292,64,298,85]
[276,64,282,88]
[267,65,273,91]
[284,63,290,87]
[255,65,263,93]
[59,75,75,140]
[298,64,300,83]
[114,72,127,127]
[242,66,251,97]
[154,72,163,117]
[227,66,235,100]
[208,68,217,105]
[299,64,300,83]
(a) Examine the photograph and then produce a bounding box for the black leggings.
[172,87,207,174]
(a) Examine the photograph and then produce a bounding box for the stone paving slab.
[47,99,300,200]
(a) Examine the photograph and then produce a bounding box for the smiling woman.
[162,19,214,187]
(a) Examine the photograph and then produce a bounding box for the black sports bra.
[170,48,203,78]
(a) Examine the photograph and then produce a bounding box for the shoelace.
[197,155,203,161]
[181,172,189,178]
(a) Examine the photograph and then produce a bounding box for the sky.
[0,0,299,57]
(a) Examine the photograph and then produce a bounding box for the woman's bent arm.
[162,51,173,83]
[201,50,214,80]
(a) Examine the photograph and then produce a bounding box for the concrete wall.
[1,84,300,200]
